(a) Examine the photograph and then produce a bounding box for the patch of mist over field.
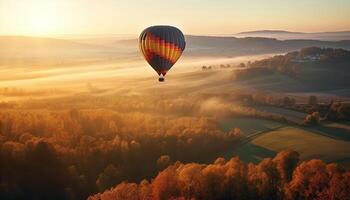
[199,98,231,117]
[0,43,269,100]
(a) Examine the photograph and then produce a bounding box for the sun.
[23,4,60,36]
[25,10,58,36]
[29,13,54,35]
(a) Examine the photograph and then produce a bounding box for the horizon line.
[1,29,350,38]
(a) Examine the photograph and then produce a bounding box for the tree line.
[0,108,240,200]
[89,150,350,200]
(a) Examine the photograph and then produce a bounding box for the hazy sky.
[0,0,349,36]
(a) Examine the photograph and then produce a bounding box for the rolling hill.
[114,35,350,57]
[2,35,350,68]
[0,36,123,66]
[184,35,350,56]
[235,30,350,41]
[232,47,350,94]
[0,36,99,50]
[2,35,350,59]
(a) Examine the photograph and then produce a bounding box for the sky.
[0,0,349,36]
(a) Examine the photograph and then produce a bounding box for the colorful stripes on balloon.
[141,33,183,64]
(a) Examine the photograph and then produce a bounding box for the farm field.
[235,126,350,164]
[219,117,284,136]
[252,105,307,124]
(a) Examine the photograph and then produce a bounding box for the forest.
[0,91,349,200]
[0,95,242,200]
[89,150,350,200]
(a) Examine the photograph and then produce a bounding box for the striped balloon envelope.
[139,26,186,82]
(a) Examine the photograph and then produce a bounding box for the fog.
[0,50,271,95]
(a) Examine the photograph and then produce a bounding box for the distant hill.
[2,35,350,66]
[115,35,350,57]
[0,36,117,65]
[0,36,99,50]
[238,30,304,35]
[237,30,350,35]
[235,30,350,41]
[183,35,350,56]
[233,47,350,93]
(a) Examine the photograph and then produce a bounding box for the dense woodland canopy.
[0,95,242,200]
[0,95,348,200]
[89,150,350,200]
[0,81,349,200]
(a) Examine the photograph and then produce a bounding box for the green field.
[234,126,350,164]
[252,105,306,124]
[220,117,284,136]
[219,107,350,165]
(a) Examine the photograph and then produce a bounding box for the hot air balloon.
[139,25,186,82]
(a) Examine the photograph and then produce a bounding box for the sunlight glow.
[0,0,349,36]
[0,0,63,36]
[24,9,59,35]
